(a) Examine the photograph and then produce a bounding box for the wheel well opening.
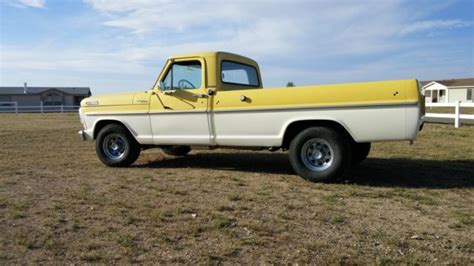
[282,120,355,149]
[93,120,131,140]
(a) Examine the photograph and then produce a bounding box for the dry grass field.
[427,107,474,114]
[0,114,473,264]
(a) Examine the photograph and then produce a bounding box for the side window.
[221,61,259,87]
[161,61,202,90]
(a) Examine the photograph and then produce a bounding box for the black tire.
[288,127,352,182]
[95,124,141,167]
[352,142,371,165]
[162,146,191,156]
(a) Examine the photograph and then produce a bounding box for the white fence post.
[14,102,18,113]
[424,102,474,128]
[455,101,460,128]
[40,101,43,113]
[61,105,64,113]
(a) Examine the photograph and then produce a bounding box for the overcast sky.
[1,0,473,95]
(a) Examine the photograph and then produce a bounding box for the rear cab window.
[221,60,259,88]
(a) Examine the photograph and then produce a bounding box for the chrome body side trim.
[83,101,417,116]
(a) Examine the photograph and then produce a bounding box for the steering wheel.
[178,79,195,89]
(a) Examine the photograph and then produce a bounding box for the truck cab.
[147,52,263,146]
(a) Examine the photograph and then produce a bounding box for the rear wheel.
[162,146,191,156]
[352,142,371,165]
[95,124,141,167]
[288,127,352,182]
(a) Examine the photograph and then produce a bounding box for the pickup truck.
[79,51,425,182]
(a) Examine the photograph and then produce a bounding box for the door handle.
[240,95,247,102]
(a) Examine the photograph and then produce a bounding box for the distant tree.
[286,81,295,87]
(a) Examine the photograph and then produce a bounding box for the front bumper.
[78,129,93,141]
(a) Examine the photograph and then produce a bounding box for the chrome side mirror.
[145,89,156,95]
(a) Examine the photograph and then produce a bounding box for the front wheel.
[95,124,141,167]
[288,127,352,182]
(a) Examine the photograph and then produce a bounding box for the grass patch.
[449,211,474,229]
[393,190,438,205]
[213,217,237,229]
[217,205,235,212]
[321,194,345,205]
[80,251,102,262]
[331,215,346,224]
[228,195,242,201]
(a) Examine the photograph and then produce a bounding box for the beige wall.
[424,83,474,103]
[448,89,466,102]
[448,87,473,103]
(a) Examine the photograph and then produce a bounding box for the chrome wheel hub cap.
[102,134,128,161]
[301,138,334,172]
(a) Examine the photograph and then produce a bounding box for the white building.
[421,78,474,103]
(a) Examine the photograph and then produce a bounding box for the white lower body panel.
[81,104,421,147]
[150,112,212,145]
[82,113,154,144]
[212,104,419,147]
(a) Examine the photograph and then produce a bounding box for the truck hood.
[80,91,143,107]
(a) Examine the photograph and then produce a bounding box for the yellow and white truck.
[79,51,425,182]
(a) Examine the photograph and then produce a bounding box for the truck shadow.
[349,158,473,188]
[139,153,474,189]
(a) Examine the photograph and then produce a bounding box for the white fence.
[0,102,80,113]
[425,101,474,128]
[1,101,473,127]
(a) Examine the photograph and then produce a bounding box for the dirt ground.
[427,107,474,114]
[0,114,473,264]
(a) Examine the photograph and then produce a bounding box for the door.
[211,59,277,147]
[149,58,212,145]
